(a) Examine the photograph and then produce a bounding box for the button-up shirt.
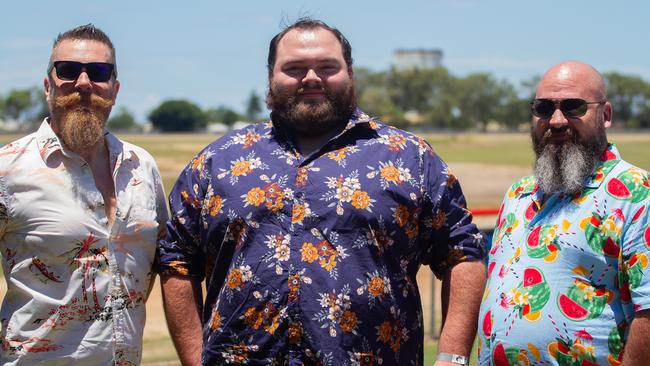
[0,120,168,365]
[479,144,650,365]
[159,109,486,365]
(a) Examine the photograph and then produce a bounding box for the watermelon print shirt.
[0,120,168,365]
[158,109,486,366]
[478,144,650,366]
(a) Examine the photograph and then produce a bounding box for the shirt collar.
[584,143,621,188]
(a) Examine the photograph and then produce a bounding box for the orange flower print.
[288,323,303,344]
[301,243,319,263]
[207,195,222,216]
[295,167,309,187]
[377,321,393,343]
[368,276,386,298]
[328,149,347,162]
[244,307,263,329]
[317,240,336,257]
[244,187,265,206]
[227,268,243,289]
[288,274,302,292]
[231,160,252,177]
[339,310,358,333]
[191,153,206,171]
[265,197,285,213]
[387,134,407,151]
[291,204,306,224]
[380,165,401,182]
[227,341,256,364]
[210,309,222,330]
[264,182,283,198]
[319,256,338,272]
[351,190,371,210]
[394,205,410,227]
[432,210,447,230]
[405,224,419,239]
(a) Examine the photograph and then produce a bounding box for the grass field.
[0,130,648,365]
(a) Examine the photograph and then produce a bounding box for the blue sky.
[1,1,648,122]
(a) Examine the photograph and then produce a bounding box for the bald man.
[478,61,650,365]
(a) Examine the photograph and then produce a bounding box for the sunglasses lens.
[53,61,114,82]
[86,63,114,82]
[531,99,555,118]
[55,61,82,80]
[560,99,588,117]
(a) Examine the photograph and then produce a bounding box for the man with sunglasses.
[158,18,486,366]
[478,61,650,365]
[0,24,168,365]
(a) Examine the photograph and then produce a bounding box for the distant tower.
[393,49,443,70]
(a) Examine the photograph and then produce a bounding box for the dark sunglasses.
[49,61,115,82]
[530,98,605,119]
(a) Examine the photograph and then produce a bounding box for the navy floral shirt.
[158,109,486,365]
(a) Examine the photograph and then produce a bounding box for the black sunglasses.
[49,61,115,82]
[530,98,605,119]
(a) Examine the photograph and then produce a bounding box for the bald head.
[536,61,607,101]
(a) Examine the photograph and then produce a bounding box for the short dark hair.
[267,18,353,76]
[49,24,117,76]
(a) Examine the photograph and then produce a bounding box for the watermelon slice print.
[607,178,631,199]
[558,294,590,321]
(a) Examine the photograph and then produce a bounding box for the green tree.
[245,91,263,121]
[455,73,515,130]
[149,99,206,132]
[205,106,245,126]
[4,87,47,125]
[604,72,650,128]
[107,107,139,132]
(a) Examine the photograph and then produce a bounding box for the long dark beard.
[267,82,357,137]
[531,124,607,195]
[50,92,113,152]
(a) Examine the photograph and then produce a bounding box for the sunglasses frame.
[49,61,116,83]
[530,98,605,119]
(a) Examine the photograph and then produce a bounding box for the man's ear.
[44,76,51,101]
[603,101,612,128]
[111,80,121,105]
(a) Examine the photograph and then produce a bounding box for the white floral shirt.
[0,119,168,365]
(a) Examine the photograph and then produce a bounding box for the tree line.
[1,67,649,132]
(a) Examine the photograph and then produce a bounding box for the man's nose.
[549,107,569,128]
[302,69,321,85]
[74,71,93,92]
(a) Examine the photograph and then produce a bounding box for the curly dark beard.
[267,82,356,137]
[531,123,607,195]
[50,92,113,152]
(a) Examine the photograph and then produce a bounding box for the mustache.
[53,92,113,110]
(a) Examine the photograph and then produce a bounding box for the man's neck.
[295,126,345,157]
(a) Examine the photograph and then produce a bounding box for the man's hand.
[437,260,486,361]
[161,275,204,366]
[621,309,650,365]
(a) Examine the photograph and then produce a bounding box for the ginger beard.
[50,91,113,152]
[531,120,607,196]
[267,81,356,137]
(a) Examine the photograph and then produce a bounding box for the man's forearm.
[436,260,486,365]
[621,309,650,366]
[161,275,204,366]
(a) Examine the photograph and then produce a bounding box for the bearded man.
[479,61,650,365]
[0,24,168,365]
[159,18,486,366]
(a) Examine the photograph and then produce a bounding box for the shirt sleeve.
[157,155,207,279]
[620,196,650,316]
[419,145,487,278]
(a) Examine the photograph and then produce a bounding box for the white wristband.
[437,352,469,365]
